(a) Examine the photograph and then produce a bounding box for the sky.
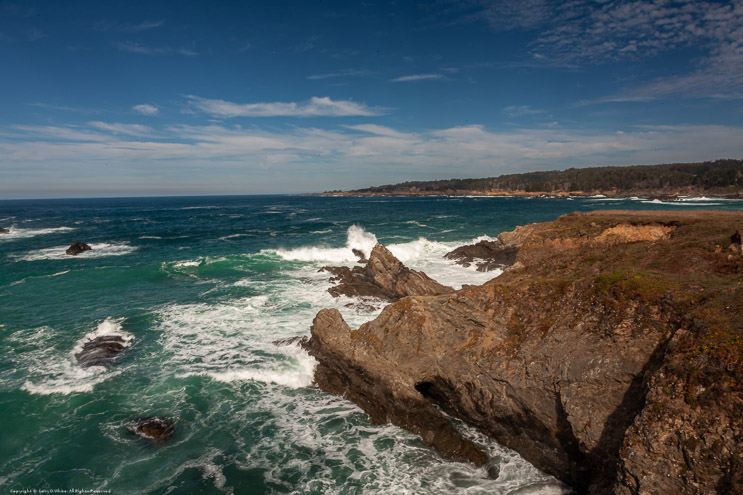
[1,0,742,198]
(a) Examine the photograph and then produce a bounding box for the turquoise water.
[2,194,742,494]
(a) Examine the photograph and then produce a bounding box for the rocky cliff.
[307,210,743,494]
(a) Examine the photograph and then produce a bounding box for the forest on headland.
[341,159,743,197]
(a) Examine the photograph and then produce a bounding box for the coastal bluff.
[306,210,743,494]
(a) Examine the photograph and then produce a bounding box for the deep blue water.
[1,194,741,494]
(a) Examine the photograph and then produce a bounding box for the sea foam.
[20,318,133,395]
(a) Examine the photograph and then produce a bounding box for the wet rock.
[322,243,453,302]
[0,227,9,234]
[75,335,127,367]
[66,241,92,256]
[444,240,518,271]
[272,336,308,347]
[128,416,175,441]
[351,248,367,262]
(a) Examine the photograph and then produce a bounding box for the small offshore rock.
[128,416,175,441]
[0,227,9,234]
[75,335,127,367]
[66,241,92,256]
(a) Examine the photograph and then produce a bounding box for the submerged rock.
[308,210,743,494]
[66,241,92,256]
[75,335,127,367]
[128,416,175,441]
[322,243,453,302]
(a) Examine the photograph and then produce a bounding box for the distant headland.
[317,159,743,199]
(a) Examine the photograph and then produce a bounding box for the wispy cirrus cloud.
[465,0,743,100]
[186,95,386,117]
[503,105,543,117]
[93,19,165,32]
[115,41,197,56]
[391,73,444,82]
[133,104,159,116]
[307,69,372,80]
[88,121,154,137]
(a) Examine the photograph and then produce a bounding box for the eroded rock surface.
[322,243,453,302]
[308,211,743,494]
[75,335,127,367]
[66,241,92,256]
[128,416,175,441]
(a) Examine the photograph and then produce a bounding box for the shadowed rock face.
[75,335,127,367]
[66,241,92,256]
[444,240,518,271]
[308,211,743,494]
[128,417,175,441]
[322,243,453,302]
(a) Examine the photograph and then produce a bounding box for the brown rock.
[66,241,92,256]
[308,210,743,494]
[0,227,9,234]
[322,243,453,302]
[128,417,175,441]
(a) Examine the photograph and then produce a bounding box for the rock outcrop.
[75,335,128,367]
[0,227,9,234]
[66,241,92,256]
[308,211,743,494]
[444,239,519,271]
[128,417,175,441]
[322,243,453,302]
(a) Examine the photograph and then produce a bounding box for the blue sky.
[1,0,742,198]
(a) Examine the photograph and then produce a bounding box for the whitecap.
[14,242,137,261]
[19,318,133,395]
[273,225,378,262]
[0,226,75,240]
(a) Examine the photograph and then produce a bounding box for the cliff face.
[307,210,743,494]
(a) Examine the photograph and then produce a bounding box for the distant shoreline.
[308,190,742,200]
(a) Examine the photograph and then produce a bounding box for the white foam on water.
[273,225,378,262]
[242,385,568,495]
[19,318,133,395]
[14,242,137,261]
[641,199,664,204]
[0,226,75,241]
[139,235,162,239]
[181,205,219,210]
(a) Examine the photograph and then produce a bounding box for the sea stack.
[66,241,92,256]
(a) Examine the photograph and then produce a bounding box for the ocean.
[2,194,742,494]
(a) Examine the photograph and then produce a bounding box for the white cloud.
[94,19,164,32]
[469,0,743,100]
[503,105,543,117]
[88,122,154,136]
[2,121,741,185]
[186,95,385,117]
[115,41,197,56]
[133,104,159,116]
[391,73,444,82]
[307,69,372,80]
